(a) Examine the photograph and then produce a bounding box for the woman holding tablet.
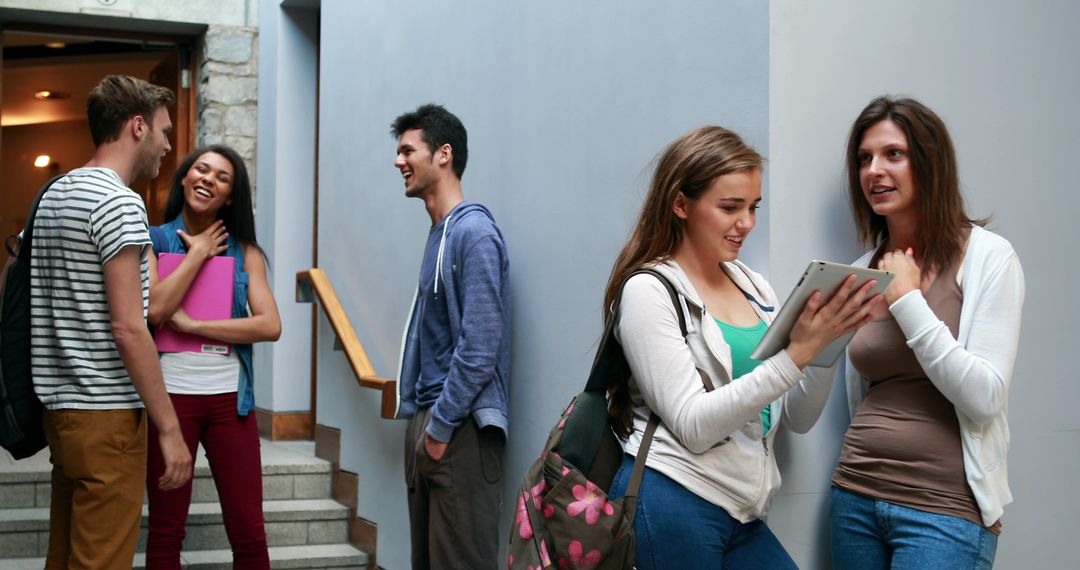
[604,126,880,568]
[827,97,1024,569]
[144,145,281,569]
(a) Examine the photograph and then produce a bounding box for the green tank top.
[714,318,772,434]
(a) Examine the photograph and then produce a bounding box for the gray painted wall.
[767,1,1080,568]
[312,1,768,567]
[254,1,317,411]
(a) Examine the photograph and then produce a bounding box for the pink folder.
[154,253,235,355]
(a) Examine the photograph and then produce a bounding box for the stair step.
[0,499,351,558]
[0,440,361,562]
[0,542,369,569]
[0,440,332,509]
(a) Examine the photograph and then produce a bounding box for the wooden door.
[146,46,194,225]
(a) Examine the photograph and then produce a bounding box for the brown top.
[833,260,1000,532]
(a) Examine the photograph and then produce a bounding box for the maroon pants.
[145,392,269,569]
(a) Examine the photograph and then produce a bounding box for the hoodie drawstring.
[434,213,452,295]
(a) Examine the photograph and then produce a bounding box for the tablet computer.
[750,260,893,368]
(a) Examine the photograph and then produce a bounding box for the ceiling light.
[34,155,51,168]
[33,90,71,100]
[45,42,66,49]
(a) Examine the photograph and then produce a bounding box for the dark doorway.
[1,25,197,258]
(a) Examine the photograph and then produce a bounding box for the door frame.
[0,21,199,223]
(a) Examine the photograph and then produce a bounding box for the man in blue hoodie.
[391,104,511,570]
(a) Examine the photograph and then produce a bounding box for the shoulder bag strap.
[621,413,659,524]
[8,175,64,259]
[618,268,708,522]
[582,268,687,394]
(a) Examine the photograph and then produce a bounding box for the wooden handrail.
[297,269,397,419]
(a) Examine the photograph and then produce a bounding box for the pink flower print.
[558,540,602,570]
[566,481,614,524]
[558,402,575,428]
[548,451,570,477]
[539,539,553,567]
[507,554,513,567]
[515,492,534,539]
[530,480,547,508]
[530,480,555,517]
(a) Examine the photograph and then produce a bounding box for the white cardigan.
[617,259,833,522]
[811,225,1024,527]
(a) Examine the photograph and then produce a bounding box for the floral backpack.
[507,269,687,569]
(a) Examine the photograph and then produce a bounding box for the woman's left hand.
[168,308,199,334]
[878,247,920,305]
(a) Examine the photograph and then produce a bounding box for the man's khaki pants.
[43,408,147,570]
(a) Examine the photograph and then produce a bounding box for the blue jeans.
[609,454,797,570]
[830,486,998,570]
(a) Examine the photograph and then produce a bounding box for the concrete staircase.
[0,439,369,569]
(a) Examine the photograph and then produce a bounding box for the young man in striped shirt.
[31,75,193,569]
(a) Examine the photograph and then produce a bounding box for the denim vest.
[150,217,255,416]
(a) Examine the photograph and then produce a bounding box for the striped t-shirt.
[30,167,151,410]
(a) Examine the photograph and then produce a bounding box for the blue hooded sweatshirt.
[395,201,511,442]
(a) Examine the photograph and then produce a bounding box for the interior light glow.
[33,90,71,100]
[34,155,51,168]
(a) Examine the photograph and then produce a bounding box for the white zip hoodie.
[616,259,834,522]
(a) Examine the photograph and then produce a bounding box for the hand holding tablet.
[750,261,892,367]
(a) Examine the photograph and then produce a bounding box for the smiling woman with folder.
[143,144,282,570]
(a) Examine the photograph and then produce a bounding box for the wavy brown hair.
[846,96,985,273]
[87,74,174,147]
[603,126,763,438]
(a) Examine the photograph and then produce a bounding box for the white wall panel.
[769,1,1080,567]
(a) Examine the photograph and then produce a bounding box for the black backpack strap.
[631,268,687,336]
[9,175,65,259]
[607,268,709,522]
[583,268,686,394]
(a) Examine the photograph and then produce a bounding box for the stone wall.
[197,26,259,183]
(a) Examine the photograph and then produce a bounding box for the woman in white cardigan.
[824,96,1025,570]
[603,126,881,569]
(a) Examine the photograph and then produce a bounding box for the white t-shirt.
[161,351,240,394]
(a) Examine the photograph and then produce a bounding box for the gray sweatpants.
[405,407,505,570]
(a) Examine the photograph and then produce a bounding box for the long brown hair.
[845,96,984,273]
[603,126,763,438]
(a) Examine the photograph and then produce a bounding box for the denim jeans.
[830,486,998,570]
[609,454,797,570]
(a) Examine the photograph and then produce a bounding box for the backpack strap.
[632,268,687,335]
[610,268,705,523]
[583,267,685,394]
[621,413,659,525]
[7,175,64,259]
